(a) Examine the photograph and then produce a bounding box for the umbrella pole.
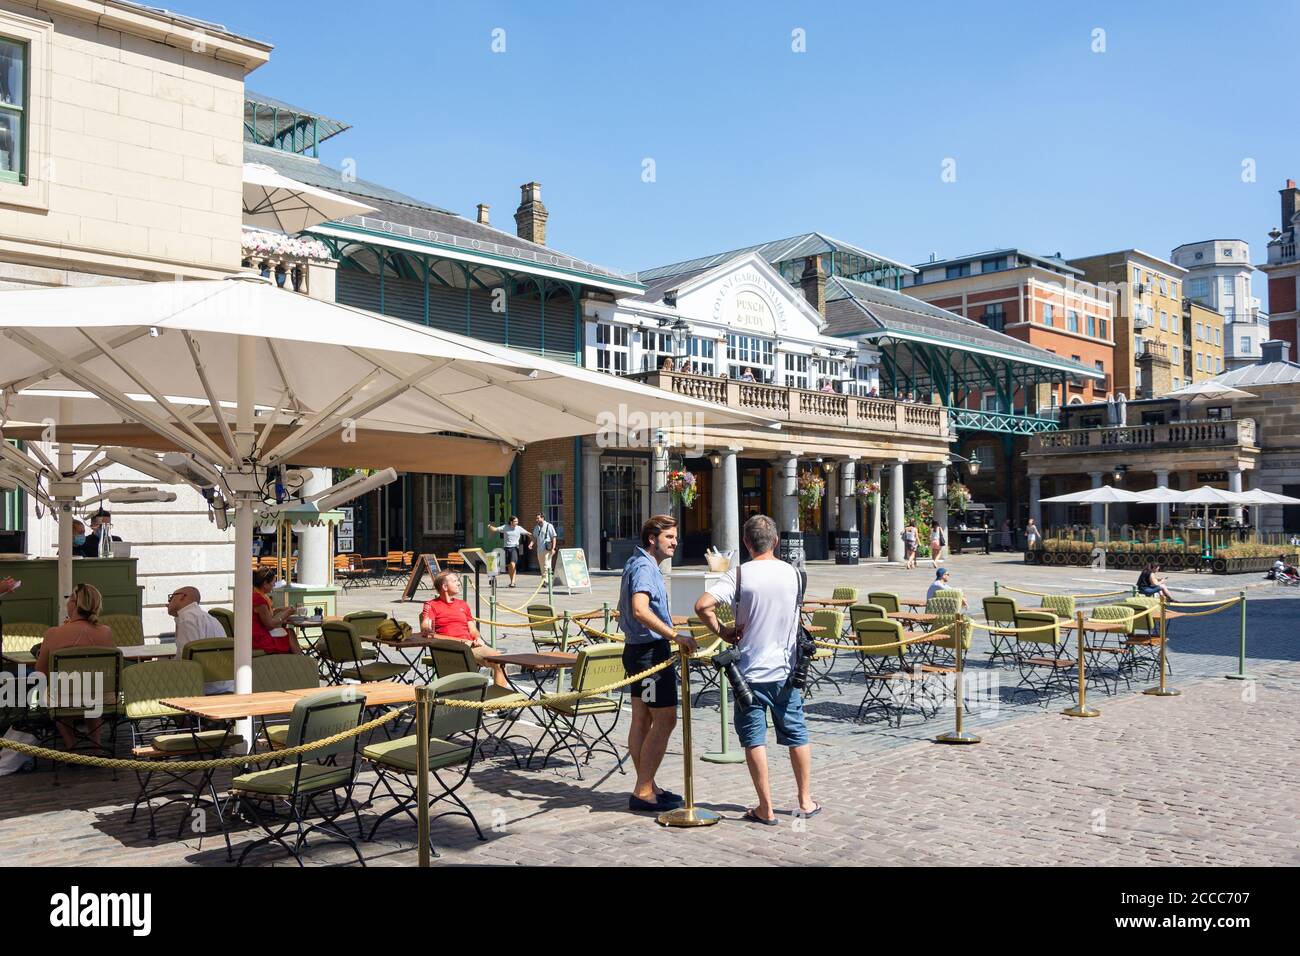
[233,335,257,752]
[56,440,74,607]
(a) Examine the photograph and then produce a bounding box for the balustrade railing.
[1031,418,1257,454]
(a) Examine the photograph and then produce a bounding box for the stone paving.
[1,554,1296,866]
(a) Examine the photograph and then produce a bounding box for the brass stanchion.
[1143,598,1181,697]
[658,649,721,827]
[1062,610,1099,717]
[416,685,431,867]
[1224,591,1255,681]
[936,620,981,744]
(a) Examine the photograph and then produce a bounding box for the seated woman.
[252,567,304,655]
[35,583,116,750]
[1136,562,1173,600]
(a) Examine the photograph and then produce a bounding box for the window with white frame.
[1214,327,1221,346]
[1067,310,1080,333]
[685,335,716,375]
[1169,312,1178,334]
[1159,311,1167,330]
[1159,277,1167,295]
[641,328,675,372]
[595,322,629,375]
[541,471,564,530]
[0,37,25,183]
[1215,355,1222,373]
[1043,303,1054,326]
[1188,277,1209,299]
[421,474,455,534]
[727,333,774,382]
[783,352,809,390]
[1240,336,1252,353]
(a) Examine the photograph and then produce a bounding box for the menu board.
[555,547,592,594]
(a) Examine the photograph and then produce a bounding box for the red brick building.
[1262,180,1300,353]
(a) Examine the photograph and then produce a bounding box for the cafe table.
[2,642,178,668]
[360,632,439,684]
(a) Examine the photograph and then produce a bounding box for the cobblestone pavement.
[1,555,1296,866]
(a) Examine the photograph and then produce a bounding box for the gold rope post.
[936,620,980,744]
[416,684,431,868]
[1062,609,1099,718]
[1143,597,1181,697]
[658,648,721,827]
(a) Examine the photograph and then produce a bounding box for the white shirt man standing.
[695,514,819,826]
[167,586,230,693]
[530,512,557,576]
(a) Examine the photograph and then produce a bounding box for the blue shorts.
[734,681,809,748]
[1139,585,1163,596]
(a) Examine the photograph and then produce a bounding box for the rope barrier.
[470,613,561,629]
[0,704,411,772]
[429,657,676,711]
[495,577,548,616]
[1164,596,1245,609]
[1157,602,1241,619]
[814,622,958,652]
[999,584,1132,600]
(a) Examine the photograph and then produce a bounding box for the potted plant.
[855,478,881,499]
[797,471,825,519]
[947,482,971,513]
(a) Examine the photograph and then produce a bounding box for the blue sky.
[193,1,1295,300]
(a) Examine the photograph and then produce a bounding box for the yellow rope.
[430,657,676,711]
[496,577,548,615]
[1164,596,1244,608]
[0,705,411,772]
[814,622,958,652]
[999,585,1132,600]
[1157,602,1241,619]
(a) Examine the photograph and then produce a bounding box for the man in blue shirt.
[619,514,697,812]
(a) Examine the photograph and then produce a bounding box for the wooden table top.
[2,643,177,666]
[286,682,414,707]
[803,598,855,607]
[362,633,440,649]
[483,651,578,670]
[890,610,940,624]
[161,691,304,721]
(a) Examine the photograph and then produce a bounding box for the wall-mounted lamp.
[1113,463,1127,483]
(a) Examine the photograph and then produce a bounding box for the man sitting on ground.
[168,586,231,693]
[420,570,508,687]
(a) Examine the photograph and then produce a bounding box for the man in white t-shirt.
[167,586,231,693]
[488,517,529,588]
[695,514,819,826]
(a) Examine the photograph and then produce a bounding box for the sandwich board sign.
[400,554,441,602]
[555,547,592,595]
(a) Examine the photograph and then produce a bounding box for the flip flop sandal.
[742,808,779,826]
[791,803,823,819]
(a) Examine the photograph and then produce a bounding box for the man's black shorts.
[504,546,520,567]
[622,639,677,709]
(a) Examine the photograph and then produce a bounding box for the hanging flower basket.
[855,479,881,499]
[948,482,972,513]
[666,469,698,508]
[797,471,825,513]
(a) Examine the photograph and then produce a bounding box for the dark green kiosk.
[0,556,143,628]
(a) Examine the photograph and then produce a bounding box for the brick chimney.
[476,203,490,226]
[1137,345,1173,398]
[1260,339,1291,364]
[1282,179,1300,229]
[800,255,825,315]
[514,182,548,245]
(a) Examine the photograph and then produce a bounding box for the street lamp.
[949,450,981,478]
[1113,463,1127,483]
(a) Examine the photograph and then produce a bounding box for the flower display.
[240,228,332,262]
[666,469,697,508]
[948,482,972,512]
[855,479,881,498]
[797,471,825,511]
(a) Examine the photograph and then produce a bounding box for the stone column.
[650,440,671,518]
[932,463,949,562]
[869,463,883,558]
[889,461,906,563]
[826,464,840,532]
[1029,475,1043,527]
[1228,468,1243,523]
[713,448,740,559]
[1153,468,1170,527]
[582,439,602,566]
[1089,471,1104,529]
[297,467,332,586]
[837,458,859,565]
[777,453,804,565]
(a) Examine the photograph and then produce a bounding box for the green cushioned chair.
[421,637,528,760]
[867,592,901,615]
[340,611,381,660]
[1039,593,1076,621]
[230,688,368,867]
[806,608,844,697]
[981,595,1019,661]
[684,617,725,707]
[851,618,944,724]
[253,653,322,750]
[121,659,244,850]
[536,643,626,779]
[318,621,408,684]
[1011,609,1072,700]
[527,603,574,652]
[926,590,971,664]
[831,586,859,603]
[38,645,123,759]
[848,603,887,634]
[181,637,240,690]
[2,621,46,656]
[363,673,488,858]
[1117,598,1167,680]
[1086,604,1137,692]
[101,614,145,647]
[208,607,235,639]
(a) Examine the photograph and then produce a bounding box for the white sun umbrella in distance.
[1176,486,1252,553]
[1133,485,1186,544]
[1227,488,1300,543]
[1038,485,1145,543]
[242,162,378,234]
[1164,379,1257,402]
[0,274,777,731]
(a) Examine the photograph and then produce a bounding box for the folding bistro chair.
[1118,597,1167,680]
[1010,609,1073,701]
[363,673,489,857]
[1039,593,1076,621]
[805,609,844,697]
[831,586,859,603]
[334,554,367,591]
[526,604,575,654]
[867,592,901,615]
[100,614,146,647]
[423,637,528,762]
[852,618,950,724]
[229,689,369,867]
[122,660,243,849]
[182,637,239,690]
[207,607,235,639]
[318,621,407,685]
[981,595,1019,662]
[1083,604,1136,693]
[1,621,45,667]
[535,643,628,779]
[43,645,124,756]
[341,612,383,660]
[847,603,887,637]
[684,618,725,706]
[924,590,969,667]
[251,654,322,750]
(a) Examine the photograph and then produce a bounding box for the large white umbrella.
[1038,485,1145,543]
[243,162,377,233]
[1172,486,1250,553]
[1227,488,1300,543]
[1133,485,1185,544]
[0,274,774,726]
[1164,380,1256,402]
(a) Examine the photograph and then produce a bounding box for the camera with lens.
[712,645,753,707]
[786,628,818,692]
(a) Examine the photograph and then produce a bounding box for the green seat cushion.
[339,662,409,682]
[231,763,352,796]
[486,686,527,705]
[362,735,470,772]
[152,730,243,753]
[265,724,290,748]
[543,695,620,717]
[533,635,574,647]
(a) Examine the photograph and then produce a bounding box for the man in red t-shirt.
[421,571,508,687]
